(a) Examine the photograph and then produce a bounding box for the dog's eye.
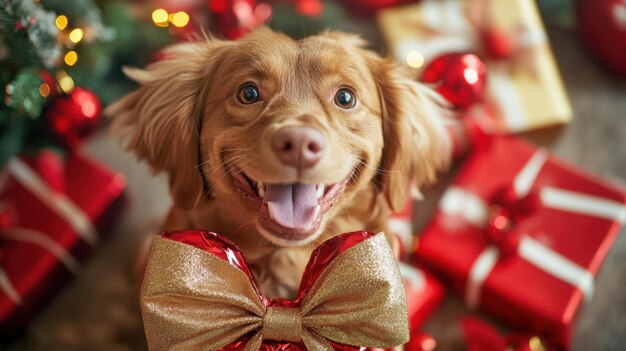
[237,85,260,104]
[334,89,356,109]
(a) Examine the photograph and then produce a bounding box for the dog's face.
[108,29,449,247]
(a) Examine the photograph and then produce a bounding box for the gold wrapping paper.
[140,233,409,351]
[377,0,572,133]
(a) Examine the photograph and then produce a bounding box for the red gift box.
[399,262,444,333]
[386,199,445,350]
[367,263,444,351]
[386,197,446,343]
[0,151,126,336]
[415,136,626,347]
[370,332,437,351]
[461,317,555,351]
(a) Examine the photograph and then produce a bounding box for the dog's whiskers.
[353,158,398,176]
[199,155,253,202]
[231,219,257,241]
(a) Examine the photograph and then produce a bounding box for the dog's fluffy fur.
[107,29,450,298]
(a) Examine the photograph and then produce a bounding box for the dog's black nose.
[271,126,326,170]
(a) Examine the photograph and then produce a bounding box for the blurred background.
[1,0,625,350]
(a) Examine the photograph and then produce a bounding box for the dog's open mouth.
[230,167,351,242]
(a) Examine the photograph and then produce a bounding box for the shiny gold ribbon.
[140,233,409,351]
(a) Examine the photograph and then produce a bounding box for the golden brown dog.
[107,28,450,298]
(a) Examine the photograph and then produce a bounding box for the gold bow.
[140,232,409,351]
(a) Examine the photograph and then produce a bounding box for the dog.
[107,28,450,299]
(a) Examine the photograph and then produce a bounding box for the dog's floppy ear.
[370,58,451,212]
[107,39,230,210]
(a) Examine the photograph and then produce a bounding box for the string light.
[406,50,425,69]
[39,83,51,97]
[152,9,191,28]
[528,337,545,351]
[170,11,190,27]
[64,51,78,66]
[69,28,84,43]
[152,9,169,27]
[55,15,68,30]
[56,71,75,94]
[421,337,437,351]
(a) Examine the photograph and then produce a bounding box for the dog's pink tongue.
[265,183,319,230]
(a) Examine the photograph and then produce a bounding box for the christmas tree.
[0,0,171,164]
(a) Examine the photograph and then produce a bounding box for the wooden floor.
[7,24,626,351]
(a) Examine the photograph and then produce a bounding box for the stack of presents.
[376,0,626,350]
[1,0,625,349]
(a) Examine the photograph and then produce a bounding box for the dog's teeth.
[312,205,321,220]
[316,184,325,199]
[257,181,265,198]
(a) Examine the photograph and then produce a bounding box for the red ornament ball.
[421,53,488,110]
[45,87,101,148]
[341,0,418,16]
[296,0,323,18]
[209,0,272,40]
[578,0,626,77]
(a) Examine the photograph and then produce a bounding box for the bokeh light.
[69,28,84,43]
[38,83,50,98]
[64,51,78,66]
[406,50,425,69]
[57,71,75,94]
[170,12,190,28]
[55,15,68,30]
[152,9,169,27]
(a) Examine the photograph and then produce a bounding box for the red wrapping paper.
[387,198,445,349]
[447,105,498,160]
[415,136,626,347]
[341,0,418,16]
[0,151,126,336]
[461,317,556,351]
[386,198,445,350]
[399,262,444,333]
[369,332,437,351]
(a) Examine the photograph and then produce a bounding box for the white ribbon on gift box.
[388,217,413,253]
[5,157,98,246]
[0,157,95,305]
[0,228,81,305]
[439,150,626,308]
[399,262,427,293]
[398,262,427,351]
[394,0,548,132]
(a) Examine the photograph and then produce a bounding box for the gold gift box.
[377,0,572,133]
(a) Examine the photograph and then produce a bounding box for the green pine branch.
[0,0,61,69]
